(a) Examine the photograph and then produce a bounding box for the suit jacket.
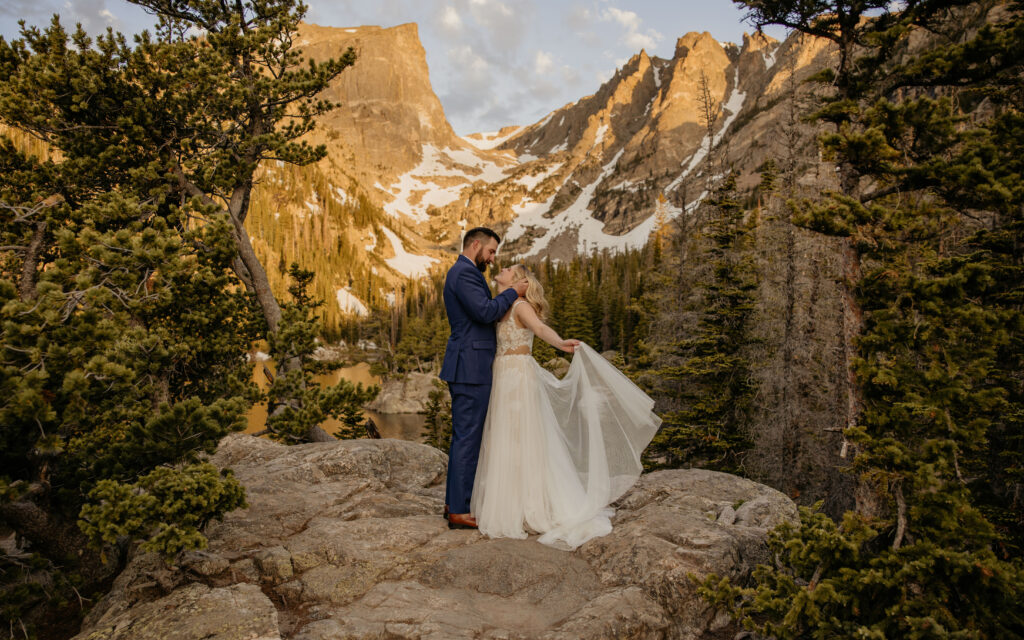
[439,255,519,384]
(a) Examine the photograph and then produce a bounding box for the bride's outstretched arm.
[515,302,581,353]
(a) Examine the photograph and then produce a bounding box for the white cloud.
[625,29,661,51]
[469,0,513,18]
[465,0,524,51]
[602,7,641,32]
[533,50,553,75]
[440,5,462,31]
[447,44,489,79]
[600,5,663,53]
[566,4,593,29]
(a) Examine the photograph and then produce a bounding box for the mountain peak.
[675,31,719,55]
[742,30,779,51]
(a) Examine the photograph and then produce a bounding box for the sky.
[0,0,788,135]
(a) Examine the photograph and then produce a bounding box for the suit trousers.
[445,381,491,514]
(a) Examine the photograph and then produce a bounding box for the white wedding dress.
[471,300,661,549]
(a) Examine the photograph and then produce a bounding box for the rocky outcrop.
[74,434,796,640]
[364,371,439,414]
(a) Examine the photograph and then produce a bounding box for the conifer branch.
[172,164,222,210]
[807,563,824,589]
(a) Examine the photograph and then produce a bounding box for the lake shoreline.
[245,359,428,442]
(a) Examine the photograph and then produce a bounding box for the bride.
[471,264,661,550]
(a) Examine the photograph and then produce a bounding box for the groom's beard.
[475,258,488,273]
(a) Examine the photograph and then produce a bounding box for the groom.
[440,227,526,529]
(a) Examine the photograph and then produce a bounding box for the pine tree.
[0,123,255,635]
[422,381,453,452]
[0,0,357,442]
[644,174,758,474]
[559,261,597,347]
[702,4,1024,636]
[260,265,378,443]
[0,5,357,629]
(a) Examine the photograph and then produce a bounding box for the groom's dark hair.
[462,227,500,249]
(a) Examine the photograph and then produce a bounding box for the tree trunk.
[19,220,46,301]
[228,210,283,334]
[174,167,285,336]
[0,496,121,585]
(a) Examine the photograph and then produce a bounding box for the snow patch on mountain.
[509,149,638,258]
[336,287,369,316]
[502,193,558,246]
[382,145,512,221]
[462,127,522,150]
[443,146,510,181]
[714,69,747,146]
[381,227,437,278]
[333,186,349,205]
[515,163,563,190]
[611,178,640,192]
[304,192,321,215]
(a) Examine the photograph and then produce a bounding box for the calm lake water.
[244,359,426,442]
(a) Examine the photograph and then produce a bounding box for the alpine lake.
[244,355,426,442]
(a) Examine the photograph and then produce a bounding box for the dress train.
[471,342,660,549]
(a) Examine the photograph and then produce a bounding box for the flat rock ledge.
[74,434,796,640]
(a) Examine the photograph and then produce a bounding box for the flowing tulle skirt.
[471,343,661,550]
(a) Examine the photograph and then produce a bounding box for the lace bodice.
[497,299,534,355]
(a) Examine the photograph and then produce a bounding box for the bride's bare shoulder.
[500,298,523,324]
[512,298,538,328]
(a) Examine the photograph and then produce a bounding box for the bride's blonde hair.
[511,264,549,320]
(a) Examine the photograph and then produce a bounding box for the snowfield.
[336,287,369,316]
[381,227,437,278]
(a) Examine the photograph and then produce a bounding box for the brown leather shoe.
[447,512,478,529]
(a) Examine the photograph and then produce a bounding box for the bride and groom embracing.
[439,227,661,550]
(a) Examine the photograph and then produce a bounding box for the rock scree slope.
[73,434,796,640]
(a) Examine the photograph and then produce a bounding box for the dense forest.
[1,0,1022,638]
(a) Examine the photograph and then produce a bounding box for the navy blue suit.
[440,255,519,514]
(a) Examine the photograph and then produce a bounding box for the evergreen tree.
[559,261,597,346]
[127,0,355,336]
[260,265,377,443]
[0,3,364,626]
[702,4,1024,636]
[0,126,255,634]
[644,174,758,474]
[422,380,453,452]
[0,0,357,442]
